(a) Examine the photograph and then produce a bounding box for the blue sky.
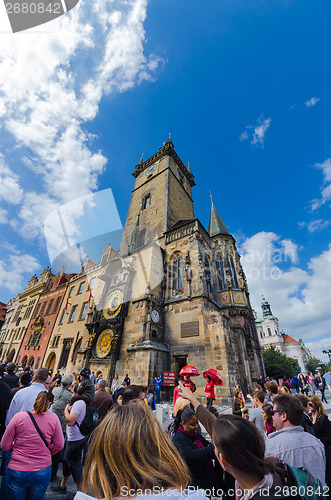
[0,0,330,360]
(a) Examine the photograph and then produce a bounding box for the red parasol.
[179,366,200,377]
[203,368,223,386]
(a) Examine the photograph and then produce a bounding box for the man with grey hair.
[51,372,74,482]
[93,378,113,422]
[5,367,52,426]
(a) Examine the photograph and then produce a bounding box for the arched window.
[204,255,212,297]
[215,254,227,290]
[227,254,239,289]
[172,255,183,295]
[142,194,151,209]
[267,328,272,336]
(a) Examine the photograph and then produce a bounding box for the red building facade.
[17,271,73,372]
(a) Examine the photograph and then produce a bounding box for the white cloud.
[0,0,159,241]
[305,97,320,108]
[0,208,8,224]
[0,154,23,204]
[0,252,41,292]
[240,115,271,148]
[311,158,331,210]
[299,219,330,232]
[240,232,331,349]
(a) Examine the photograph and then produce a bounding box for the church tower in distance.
[88,138,264,399]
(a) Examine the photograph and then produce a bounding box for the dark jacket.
[172,430,215,490]
[0,379,12,438]
[232,398,242,416]
[113,386,125,404]
[4,372,19,389]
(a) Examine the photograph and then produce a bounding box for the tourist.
[293,393,315,435]
[0,365,12,439]
[52,370,62,385]
[290,375,300,394]
[323,370,331,394]
[249,390,265,436]
[172,408,216,491]
[298,373,308,395]
[74,403,206,500]
[314,371,328,404]
[111,373,119,394]
[3,363,19,390]
[261,404,276,436]
[168,397,191,439]
[90,372,97,385]
[154,374,162,403]
[204,376,215,409]
[52,378,95,495]
[5,367,52,425]
[113,381,127,404]
[123,373,131,386]
[93,378,113,422]
[146,387,156,410]
[173,376,184,406]
[0,391,64,500]
[308,395,331,487]
[265,394,326,485]
[307,371,315,395]
[280,386,291,395]
[51,372,74,482]
[232,388,248,416]
[11,370,31,395]
[264,381,279,401]
[122,384,145,404]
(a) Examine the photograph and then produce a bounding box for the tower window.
[142,194,151,209]
[226,255,239,289]
[267,328,272,336]
[215,254,227,291]
[172,255,183,295]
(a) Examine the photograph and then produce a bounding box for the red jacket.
[205,381,215,399]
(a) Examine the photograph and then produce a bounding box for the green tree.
[263,345,300,378]
[305,357,327,374]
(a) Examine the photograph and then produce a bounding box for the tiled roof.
[282,334,300,344]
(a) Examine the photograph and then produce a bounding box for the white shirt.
[5,382,47,427]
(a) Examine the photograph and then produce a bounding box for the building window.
[51,335,61,348]
[68,305,78,323]
[142,194,151,209]
[32,303,41,319]
[77,282,84,295]
[52,297,62,314]
[90,277,96,290]
[215,254,227,291]
[23,300,36,319]
[45,299,54,315]
[226,254,239,289]
[40,302,47,316]
[69,286,74,298]
[79,302,88,321]
[267,328,272,337]
[172,255,183,295]
[35,356,41,369]
[59,310,66,325]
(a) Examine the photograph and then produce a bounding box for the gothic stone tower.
[89,139,264,398]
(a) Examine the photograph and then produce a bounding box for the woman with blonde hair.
[308,395,331,487]
[168,397,191,438]
[75,403,207,500]
[1,390,64,500]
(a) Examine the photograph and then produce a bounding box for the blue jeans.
[6,465,51,500]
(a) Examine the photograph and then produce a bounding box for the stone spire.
[208,196,229,237]
[261,295,273,318]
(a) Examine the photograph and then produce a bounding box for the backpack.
[266,461,326,500]
[77,402,99,436]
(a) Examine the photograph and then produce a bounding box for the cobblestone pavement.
[43,388,331,499]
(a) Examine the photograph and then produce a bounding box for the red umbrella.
[179,366,200,377]
[203,368,223,386]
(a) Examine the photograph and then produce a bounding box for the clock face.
[151,309,160,323]
[177,168,185,183]
[103,290,124,320]
[145,163,157,177]
[95,328,114,358]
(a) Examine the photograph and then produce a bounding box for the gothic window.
[215,254,227,291]
[172,255,183,295]
[204,256,213,297]
[226,254,239,289]
[142,194,151,209]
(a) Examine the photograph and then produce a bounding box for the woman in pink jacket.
[0,390,64,500]
[205,376,215,409]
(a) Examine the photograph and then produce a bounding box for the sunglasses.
[270,409,281,415]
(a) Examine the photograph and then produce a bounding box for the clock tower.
[119,136,195,256]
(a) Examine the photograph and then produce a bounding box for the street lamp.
[322,347,331,363]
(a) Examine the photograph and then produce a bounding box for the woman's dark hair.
[122,385,144,404]
[262,404,273,423]
[213,415,274,479]
[206,376,211,382]
[174,408,195,433]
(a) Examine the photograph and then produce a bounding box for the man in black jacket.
[3,362,19,389]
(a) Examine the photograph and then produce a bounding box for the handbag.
[26,411,50,450]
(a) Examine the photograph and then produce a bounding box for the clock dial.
[103,290,124,319]
[145,163,157,177]
[95,328,114,358]
[151,309,160,323]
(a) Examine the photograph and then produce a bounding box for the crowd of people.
[0,361,330,500]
